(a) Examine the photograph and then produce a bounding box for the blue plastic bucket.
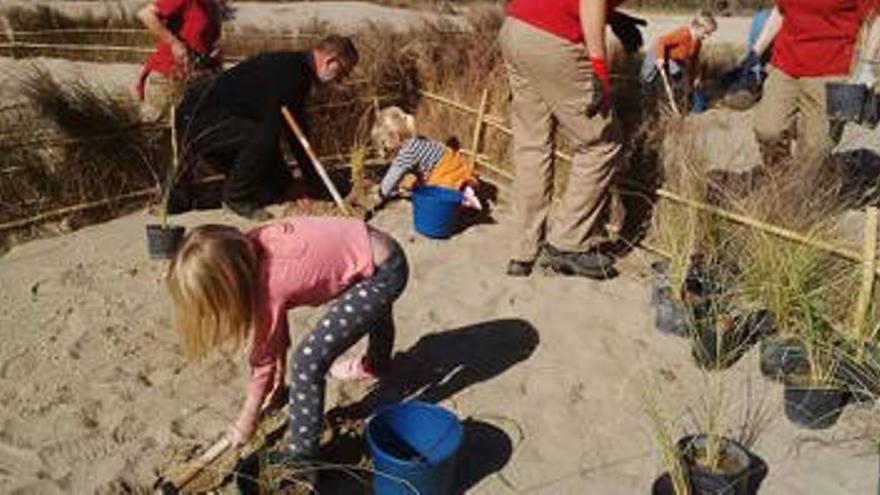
[411,185,463,239]
[366,401,464,495]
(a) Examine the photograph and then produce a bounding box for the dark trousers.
[287,234,409,461]
[177,106,292,207]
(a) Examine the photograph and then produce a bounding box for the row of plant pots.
[651,259,880,429]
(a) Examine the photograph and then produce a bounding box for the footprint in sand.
[0,350,38,382]
[38,434,116,477]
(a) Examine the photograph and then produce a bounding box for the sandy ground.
[2,2,880,494]
[1,199,878,494]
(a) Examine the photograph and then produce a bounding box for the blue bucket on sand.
[366,401,464,495]
[412,185,463,239]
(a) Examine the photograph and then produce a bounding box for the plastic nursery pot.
[672,435,767,495]
[146,224,185,260]
[834,346,880,404]
[691,310,774,371]
[759,337,809,382]
[783,381,849,430]
[826,82,869,123]
[650,261,691,337]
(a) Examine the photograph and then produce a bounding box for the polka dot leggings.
[287,235,408,460]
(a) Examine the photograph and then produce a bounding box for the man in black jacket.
[175,35,358,220]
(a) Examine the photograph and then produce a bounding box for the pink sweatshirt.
[245,217,375,403]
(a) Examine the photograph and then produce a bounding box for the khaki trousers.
[499,18,621,262]
[753,67,843,172]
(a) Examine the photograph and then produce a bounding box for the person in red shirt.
[500,0,631,280]
[134,0,229,122]
[745,0,880,173]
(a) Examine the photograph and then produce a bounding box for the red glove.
[588,56,612,117]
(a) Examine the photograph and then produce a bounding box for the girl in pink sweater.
[166,217,408,468]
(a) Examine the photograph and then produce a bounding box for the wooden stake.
[856,206,879,341]
[281,106,351,216]
[658,67,681,116]
[469,89,489,159]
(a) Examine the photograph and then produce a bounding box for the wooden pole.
[280,106,351,216]
[856,206,879,341]
[157,437,231,494]
[658,67,681,116]
[469,89,489,159]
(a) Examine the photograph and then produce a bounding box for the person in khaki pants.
[500,0,623,279]
[741,1,880,175]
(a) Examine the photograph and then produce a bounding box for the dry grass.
[0,65,167,225]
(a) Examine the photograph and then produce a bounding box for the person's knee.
[753,117,786,144]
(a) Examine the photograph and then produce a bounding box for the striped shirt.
[379,136,446,198]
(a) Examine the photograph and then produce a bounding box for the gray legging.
[287,232,408,461]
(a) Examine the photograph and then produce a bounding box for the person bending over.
[175,36,358,220]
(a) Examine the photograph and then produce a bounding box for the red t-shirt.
[506,0,625,44]
[143,0,221,78]
[772,0,878,77]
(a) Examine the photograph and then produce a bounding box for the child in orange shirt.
[641,11,717,92]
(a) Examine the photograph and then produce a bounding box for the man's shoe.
[541,244,617,280]
[506,259,534,277]
[224,201,274,222]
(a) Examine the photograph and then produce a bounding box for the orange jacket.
[655,27,701,64]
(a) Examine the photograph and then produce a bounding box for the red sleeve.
[862,0,879,18]
[153,0,188,18]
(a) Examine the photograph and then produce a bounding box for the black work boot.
[540,244,617,280]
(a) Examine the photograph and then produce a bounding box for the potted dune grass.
[650,128,770,369]
[146,106,185,260]
[640,368,770,495]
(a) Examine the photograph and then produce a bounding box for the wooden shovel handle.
[157,437,231,495]
[281,107,352,216]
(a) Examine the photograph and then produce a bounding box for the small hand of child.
[655,57,666,69]
[228,415,257,448]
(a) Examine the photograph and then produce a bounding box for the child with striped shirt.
[372,106,481,208]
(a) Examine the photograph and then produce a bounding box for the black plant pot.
[834,344,880,404]
[653,435,767,495]
[783,384,849,430]
[826,82,869,123]
[759,337,809,382]
[146,224,185,260]
[691,310,774,371]
[680,435,767,495]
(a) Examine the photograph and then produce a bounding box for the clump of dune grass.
[638,363,772,495]
[14,65,166,216]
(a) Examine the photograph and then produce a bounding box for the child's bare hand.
[229,415,257,447]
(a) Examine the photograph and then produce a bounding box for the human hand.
[609,11,647,54]
[229,413,257,448]
[587,56,611,118]
[655,57,666,69]
[170,39,190,75]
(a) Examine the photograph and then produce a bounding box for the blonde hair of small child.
[371,106,416,157]
[166,225,258,359]
[692,10,717,32]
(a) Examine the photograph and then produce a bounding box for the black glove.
[738,49,761,74]
[609,11,647,54]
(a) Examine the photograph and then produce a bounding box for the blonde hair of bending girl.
[371,106,416,157]
[166,225,258,359]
